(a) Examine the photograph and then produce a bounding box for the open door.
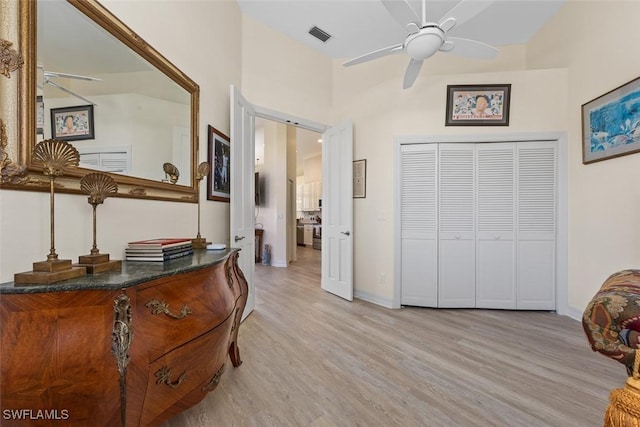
[321,120,354,300]
[230,85,256,320]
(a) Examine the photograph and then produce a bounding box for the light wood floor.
[163,246,625,427]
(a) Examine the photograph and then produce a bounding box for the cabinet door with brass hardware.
[0,290,123,426]
[135,265,236,361]
[139,317,233,426]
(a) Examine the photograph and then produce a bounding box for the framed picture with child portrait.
[445,84,511,126]
[50,105,95,141]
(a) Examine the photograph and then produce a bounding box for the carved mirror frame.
[0,0,200,202]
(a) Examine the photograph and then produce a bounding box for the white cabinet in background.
[303,225,313,246]
[299,181,322,211]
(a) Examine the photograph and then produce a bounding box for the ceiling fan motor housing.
[405,25,444,60]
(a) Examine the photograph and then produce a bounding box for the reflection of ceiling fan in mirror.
[38,65,102,105]
[343,0,498,89]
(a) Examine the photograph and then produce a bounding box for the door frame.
[392,132,571,317]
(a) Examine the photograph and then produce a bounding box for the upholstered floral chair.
[583,269,640,374]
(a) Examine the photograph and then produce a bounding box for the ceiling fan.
[343,0,498,89]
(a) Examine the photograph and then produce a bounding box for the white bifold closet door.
[438,144,476,308]
[399,141,557,310]
[399,144,438,307]
[475,143,516,309]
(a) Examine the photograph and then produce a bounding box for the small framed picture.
[445,84,511,126]
[50,105,95,141]
[582,76,640,164]
[36,96,44,135]
[207,125,231,202]
[353,159,366,198]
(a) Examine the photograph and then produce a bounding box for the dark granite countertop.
[0,248,237,294]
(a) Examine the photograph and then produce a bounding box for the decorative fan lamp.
[162,162,180,184]
[14,139,87,284]
[75,172,121,273]
[191,161,211,249]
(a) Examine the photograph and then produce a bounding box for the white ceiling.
[236,0,567,61]
[244,0,566,174]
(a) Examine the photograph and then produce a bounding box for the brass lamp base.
[191,237,210,249]
[75,253,122,274]
[14,259,86,285]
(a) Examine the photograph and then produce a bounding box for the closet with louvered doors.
[399,140,557,310]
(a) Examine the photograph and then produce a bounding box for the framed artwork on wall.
[582,76,640,164]
[207,125,231,202]
[36,96,44,135]
[50,105,95,141]
[445,84,511,126]
[353,159,366,198]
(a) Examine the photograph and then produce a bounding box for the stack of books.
[125,238,193,262]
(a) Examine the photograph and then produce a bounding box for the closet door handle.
[234,235,245,242]
[341,231,351,236]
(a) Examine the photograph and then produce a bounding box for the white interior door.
[321,120,353,300]
[230,85,256,320]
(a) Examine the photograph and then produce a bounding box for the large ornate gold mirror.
[3,0,199,202]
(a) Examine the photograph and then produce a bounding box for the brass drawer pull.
[145,299,192,319]
[155,366,187,389]
[202,364,225,391]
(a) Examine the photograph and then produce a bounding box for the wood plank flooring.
[162,246,625,427]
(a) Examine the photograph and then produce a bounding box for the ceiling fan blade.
[46,79,97,106]
[343,43,404,67]
[381,0,420,30]
[444,37,498,59]
[403,58,424,89]
[44,70,103,81]
[438,0,495,32]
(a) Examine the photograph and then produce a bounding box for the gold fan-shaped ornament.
[163,162,179,184]
[81,172,118,205]
[192,161,212,249]
[33,139,80,177]
[196,161,211,181]
[76,172,122,269]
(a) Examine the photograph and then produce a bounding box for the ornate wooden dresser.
[0,249,248,426]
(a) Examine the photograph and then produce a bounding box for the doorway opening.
[253,116,322,280]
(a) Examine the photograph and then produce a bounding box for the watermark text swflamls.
[3,409,70,420]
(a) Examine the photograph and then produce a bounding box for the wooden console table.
[0,249,248,426]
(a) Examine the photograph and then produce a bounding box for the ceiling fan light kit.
[405,27,444,60]
[344,0,498,89]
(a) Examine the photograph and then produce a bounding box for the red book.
[127,238,192,249]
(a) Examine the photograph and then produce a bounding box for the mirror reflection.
[36,0,192,186]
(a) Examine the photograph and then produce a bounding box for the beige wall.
[526,1,640,311]
[0,1,242,282]
[240,15,333,124]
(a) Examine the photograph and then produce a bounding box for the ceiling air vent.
[309,26,331,43]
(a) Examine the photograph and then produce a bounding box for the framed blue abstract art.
[582,76,640,164]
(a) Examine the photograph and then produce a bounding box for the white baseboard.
[269,261,288,268]
[558,305,583,322]
[354,290,395,309]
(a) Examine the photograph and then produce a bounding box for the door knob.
[234,235,245,242]
[341,231,351,236]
